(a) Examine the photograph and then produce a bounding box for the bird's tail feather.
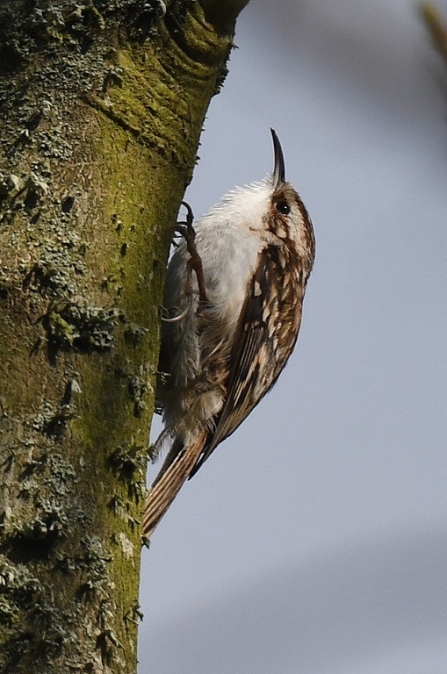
[143,431,207,537]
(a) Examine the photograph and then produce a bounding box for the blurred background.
[139,1,447,672]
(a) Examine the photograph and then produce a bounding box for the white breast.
[162,178,274,394]
[192,178,273,326]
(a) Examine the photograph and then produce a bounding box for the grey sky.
[139,1,447,672]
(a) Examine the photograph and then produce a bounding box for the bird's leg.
[175,201,208,303]
[161,202,208,323]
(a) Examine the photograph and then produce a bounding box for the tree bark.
[421,3,447,66]
[0,1,247,671]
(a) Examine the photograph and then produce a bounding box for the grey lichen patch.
[0,558,43,664]
[32,400,76,438]
[2,179,89,306]
[108,502,140,530]
[22,239,87,298]
[0,533,119,671]
[0,4,130,239]
[0,0,166,125]
[29,378,81,442]
[1,400,81,548]
[76,535,113,602]
[0,3,106,83]
[65,3,106,35]
[108,495,142,528]
[114,532,134,560]
[127,366,154,418]
[123,322,148,347]
[0,350,142,667]
[7,446,82,546]
[124,598,143,627]
[108,440,146,505]
[119,0,167,41]
[75,536,128,669]
[109,441,146,479]
[11,499,70,543]
[0,272,13,299]
[0,173,23,201]
[24,170,49,206]
[103,64,125,92]
[95,620,124,670]
[42,301,122,354]
[0,557,40,612]
[0,556,73,670]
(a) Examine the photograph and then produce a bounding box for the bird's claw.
[174,201,208,303]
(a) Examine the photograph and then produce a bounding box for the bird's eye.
[276,200,290,215]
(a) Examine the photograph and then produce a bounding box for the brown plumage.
[143,130,315,537]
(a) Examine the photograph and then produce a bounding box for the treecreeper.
[144,130,315,537]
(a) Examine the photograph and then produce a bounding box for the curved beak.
[271,128,286,190]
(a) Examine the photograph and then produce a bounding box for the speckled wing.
[190,243,304,476]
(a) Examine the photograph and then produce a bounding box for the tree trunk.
[0,1,248,671]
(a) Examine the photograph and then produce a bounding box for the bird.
[143,129,315,537]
